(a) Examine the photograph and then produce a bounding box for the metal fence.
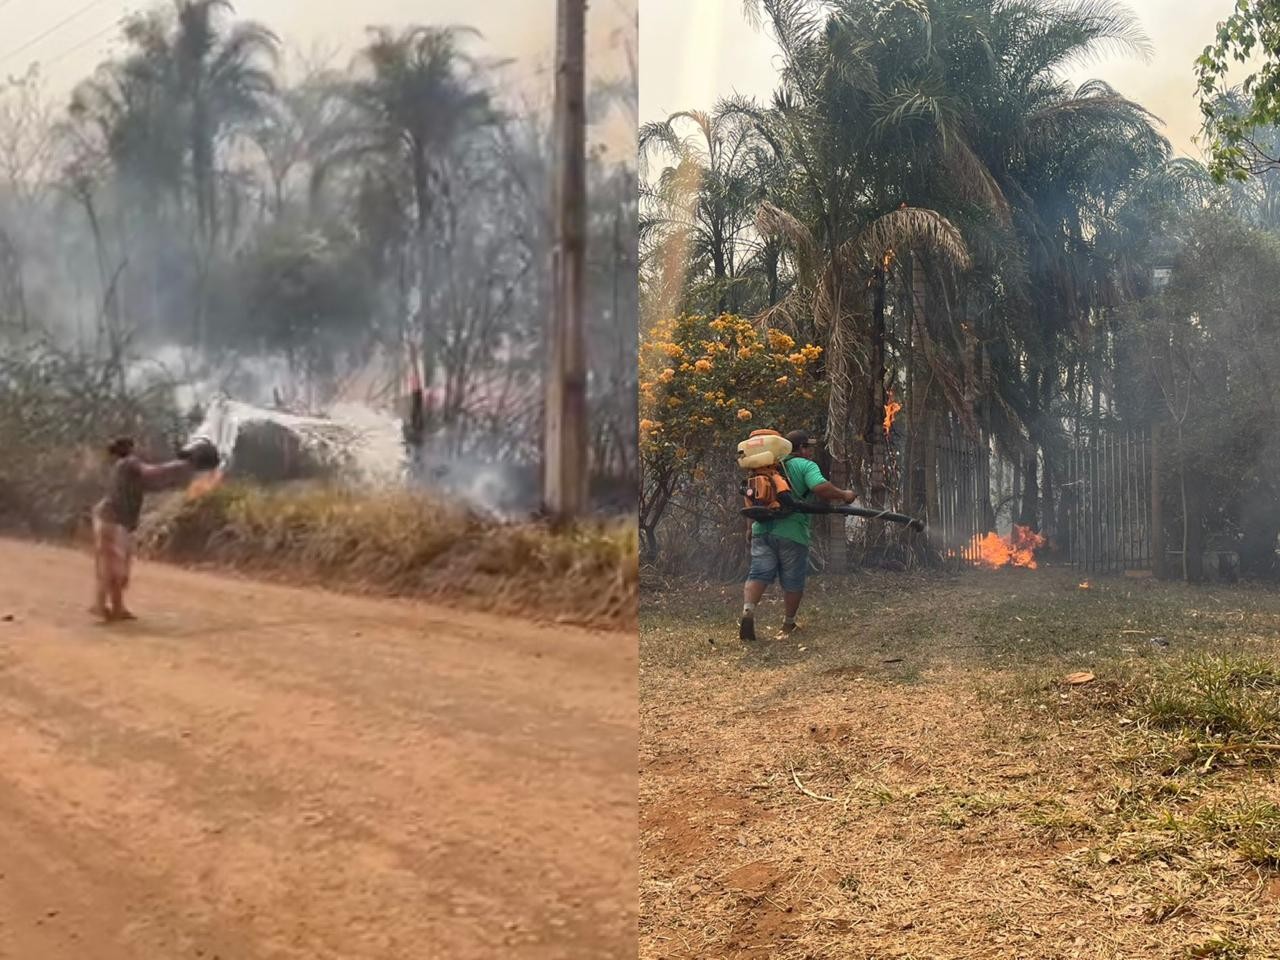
[822,425,991,569]
[1065,430,1152,574]
[933,430,992,564]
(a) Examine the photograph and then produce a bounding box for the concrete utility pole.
[544,0,588,521]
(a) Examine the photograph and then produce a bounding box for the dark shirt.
[97,455,192,531]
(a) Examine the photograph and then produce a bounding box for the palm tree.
[640,103,774,317]
[738,0,978,490]
[733,0,1172,535]
[64,1,277,349]
[169,0,278,245]
[316,26,497,391]
[248,72,350,219]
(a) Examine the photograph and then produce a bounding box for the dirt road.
[0,539,636,960]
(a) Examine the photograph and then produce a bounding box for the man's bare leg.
[740,579,768,641]
[780,590,804,635]
[90,556,110,620]
[107,581,135,621]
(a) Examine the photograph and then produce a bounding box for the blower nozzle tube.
[796,501,925,531]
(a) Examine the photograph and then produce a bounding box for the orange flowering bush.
[639,314,827,482]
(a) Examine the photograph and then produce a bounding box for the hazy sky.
[640,0,1256,160]
[2,0,634,113]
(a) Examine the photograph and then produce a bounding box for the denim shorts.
[747,534,810,593]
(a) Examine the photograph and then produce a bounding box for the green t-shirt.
[750,455,828,546]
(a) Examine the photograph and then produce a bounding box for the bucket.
[180,437,221,471]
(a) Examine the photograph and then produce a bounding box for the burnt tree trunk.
[1019,448,1038,530]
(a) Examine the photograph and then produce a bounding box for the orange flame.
[969,525,1046,569]
[186,469,224,500]
[883,388,902,438]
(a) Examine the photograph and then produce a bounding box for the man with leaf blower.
[737,428,925,641]
[739,429,858,641]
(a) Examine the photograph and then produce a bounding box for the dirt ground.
[641,566,1280,960]
[0,539,636,960]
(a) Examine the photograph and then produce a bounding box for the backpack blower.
[737,429,925,531]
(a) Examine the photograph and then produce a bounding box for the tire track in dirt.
[0,539,637,959]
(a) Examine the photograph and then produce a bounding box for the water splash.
[186,394,531,517]
[190,395,405,486]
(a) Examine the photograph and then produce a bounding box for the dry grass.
[0,345,180,535]
[641,568,1280,958]
[135,482,637,631]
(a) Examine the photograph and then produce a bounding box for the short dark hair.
[786,430,815,450]
[107,436,135,459]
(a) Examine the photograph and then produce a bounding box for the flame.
[969,525,1046,569]
[883,388,902,438]
[186,469,224,500]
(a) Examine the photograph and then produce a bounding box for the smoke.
[0,4,636,530]
[186,393,535,518]
[407,427,541,518]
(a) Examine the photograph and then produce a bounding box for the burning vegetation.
[882,389,902,438]
[968,525,1047,570]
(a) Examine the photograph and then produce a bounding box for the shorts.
[747,534,809,593]
[92,504,133,590]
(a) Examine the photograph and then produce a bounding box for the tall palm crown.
[341,26,497,241]
[67,0,278,244]
[640,104,776,317]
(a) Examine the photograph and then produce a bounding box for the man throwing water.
[91,435,218,623]
[739,429,858,641]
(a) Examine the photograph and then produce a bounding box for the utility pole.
[544,0,588,521]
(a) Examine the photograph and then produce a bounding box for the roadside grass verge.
[137,482,637,631]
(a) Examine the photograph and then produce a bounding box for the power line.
[46,17,122,68]
[0,0,115,69]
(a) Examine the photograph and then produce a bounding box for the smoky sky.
[2,0,635,149]
[640,0,1261,160]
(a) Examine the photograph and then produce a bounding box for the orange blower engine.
[737,429,801,522]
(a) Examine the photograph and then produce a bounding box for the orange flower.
[767,329,796,351]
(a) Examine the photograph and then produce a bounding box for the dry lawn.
[641,567,1280,959]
